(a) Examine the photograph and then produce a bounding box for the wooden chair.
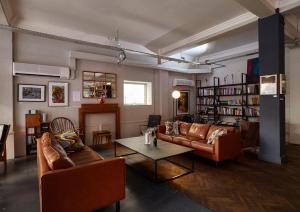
[0,124,10,172]
[50,117,76,135]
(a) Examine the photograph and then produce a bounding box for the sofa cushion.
[206,125,235,139]
[55,130,85,152]
[42,142,75,170]
[157,133,173,142]
[68,146,103,166]
[191,141,214,153]
[179,122,192,136]
[173,135,190,144]
[181,139,192,148]
[187,123,210,140]
[165,121,174,135]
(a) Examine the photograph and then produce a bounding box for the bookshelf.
[196,73,260,127]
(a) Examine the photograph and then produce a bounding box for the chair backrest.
[50,117,76,135]
[147,115,161,128]
[0,124,10,155]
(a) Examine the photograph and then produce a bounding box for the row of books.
[198,98,215,105]
[199,89,214,96]
[217,88,242,95]
[218,107,242,116]
[219,99,243,105]
[245,108,260,117]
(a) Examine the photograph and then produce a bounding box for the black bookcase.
[196,73,260,127]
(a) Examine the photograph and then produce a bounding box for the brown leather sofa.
[157,122,242,163]
[37,133,125,212]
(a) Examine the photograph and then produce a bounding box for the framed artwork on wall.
[177,91,189,115]
[260,75,277,95]
[18,84,46,102]
[48,82,69,107]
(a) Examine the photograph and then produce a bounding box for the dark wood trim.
[79,104,120,143]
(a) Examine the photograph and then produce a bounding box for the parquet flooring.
[98,143,300,212]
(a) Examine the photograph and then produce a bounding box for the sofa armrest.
[157,125,166,134]
[214,132,242,162]
[40,157,125,212]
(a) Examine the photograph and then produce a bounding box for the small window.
[123,80,152,105]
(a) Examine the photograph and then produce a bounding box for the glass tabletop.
[115,136,193,160]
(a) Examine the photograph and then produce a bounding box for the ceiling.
[1,0,300,73]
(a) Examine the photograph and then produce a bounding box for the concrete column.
[258,12,285,164]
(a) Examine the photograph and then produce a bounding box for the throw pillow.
[165,121,173,135]
[165,121,180,135]
[173,121,180,135]
[207,129,226,145]
[55,130,84,152]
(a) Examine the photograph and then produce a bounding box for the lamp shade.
[172,90,180,99]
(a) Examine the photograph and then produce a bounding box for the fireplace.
[79,104,120,143]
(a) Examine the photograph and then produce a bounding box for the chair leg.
[116,201,120,212]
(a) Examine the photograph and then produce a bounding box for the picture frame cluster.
[18,82,69,107]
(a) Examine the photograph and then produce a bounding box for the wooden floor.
[100,143,300,212]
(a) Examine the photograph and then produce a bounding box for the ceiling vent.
[13,62,70,80]
[173,78,195,87]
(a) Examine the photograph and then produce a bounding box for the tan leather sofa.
[157,122,242,163]
[37,133,125,212]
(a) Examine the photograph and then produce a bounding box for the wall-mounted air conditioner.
[173,78,195,87]
[13,62,70,80]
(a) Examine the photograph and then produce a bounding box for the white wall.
[0,29,14,159]
[12,32,195,157]
[285,47,300,144]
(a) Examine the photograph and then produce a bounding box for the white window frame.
[123,80,152,106]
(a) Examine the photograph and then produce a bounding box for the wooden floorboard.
[96,143,300,212]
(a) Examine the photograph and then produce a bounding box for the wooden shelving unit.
[196,73,260,127]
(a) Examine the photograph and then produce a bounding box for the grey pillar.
[258,12,286,164]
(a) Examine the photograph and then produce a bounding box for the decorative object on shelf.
[42,113,47,122]
[280,74,286,95]
[247,58,259,83]
[48,82,69,107]
[97,95,105,104]
[18,84,46,102]
[177,91,189,115]
[260,74,277,95]
[171,90,181,121]
[82,71,117,99]
[29,109,37,114]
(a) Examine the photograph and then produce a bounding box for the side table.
[92,130,112,146]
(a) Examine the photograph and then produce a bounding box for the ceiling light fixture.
[117,49,127,64]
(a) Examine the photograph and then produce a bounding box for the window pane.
[124,83,145,105]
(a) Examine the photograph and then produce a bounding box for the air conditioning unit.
[173,78,195,87]
[13,62,70,80]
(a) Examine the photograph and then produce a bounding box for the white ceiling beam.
[234,0,300,40]
[158,12,258,56]
[0,0,17,25]
[197,42,259,63]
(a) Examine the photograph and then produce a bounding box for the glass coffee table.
[115,136,194,183]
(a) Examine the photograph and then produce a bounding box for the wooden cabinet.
[25,114,50,155]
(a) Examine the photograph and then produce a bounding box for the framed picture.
[18,84,46,102]
[260,75,277,95]
[48,82,69,107]
[177,91,189,115]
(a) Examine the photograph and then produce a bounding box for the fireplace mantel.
[79,103,120,143]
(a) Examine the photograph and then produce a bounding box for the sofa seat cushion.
[191,141,214,153]
[187,123,210,140]
[179,122,192,136]
[68,146,103,166]
[173,135,190,144]
[157,133,173,142]
[181,139,192,148]
[42,142,75,170]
